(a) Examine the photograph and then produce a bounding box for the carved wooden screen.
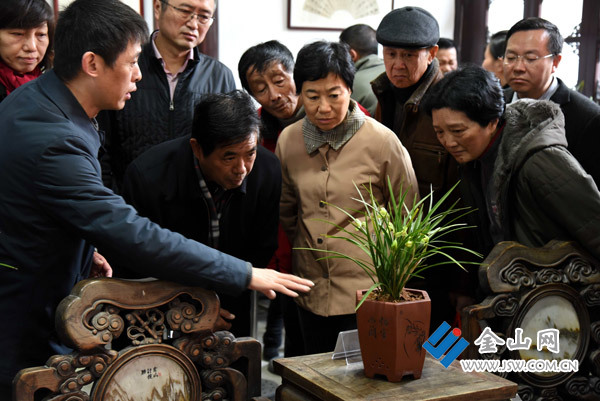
[13,278,262,401]
[462,240,600,400]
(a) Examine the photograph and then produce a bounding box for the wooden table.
[273,353,518,401]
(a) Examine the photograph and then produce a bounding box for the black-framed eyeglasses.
[160,0,214,25]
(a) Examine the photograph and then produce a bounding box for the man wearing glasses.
[504,17,600,186]
[98,0,235,192]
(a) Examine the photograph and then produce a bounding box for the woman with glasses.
[276,41,418,354]
[423,65,600,260]
[0,0,54,102]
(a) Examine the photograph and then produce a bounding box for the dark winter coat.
[462,99,600,260]
[0,71,249,387]
[504,78,600,187]
[98,34,236,191]
[371,58,459,199]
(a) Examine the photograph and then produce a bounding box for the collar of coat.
[370,57,442,109]
[302,99,365,154]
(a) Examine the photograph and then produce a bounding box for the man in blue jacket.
[0,1,311,398]
[120,90,281,338]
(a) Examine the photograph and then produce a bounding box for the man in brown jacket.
[372,6,458,199]
[371,6,472,330]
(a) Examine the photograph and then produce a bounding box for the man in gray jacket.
[98,0,236,192]
[340,24,385,116]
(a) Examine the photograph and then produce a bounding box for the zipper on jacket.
[169,99,174,111]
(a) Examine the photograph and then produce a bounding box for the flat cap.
[376,7,439,48]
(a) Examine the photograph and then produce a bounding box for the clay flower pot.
[356,288,431,382]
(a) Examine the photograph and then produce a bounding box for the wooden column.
[454,0,488,65]
[523,0,542,18]
[578,0,600,98]
[198,7,218,58]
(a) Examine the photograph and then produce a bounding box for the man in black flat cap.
[372,6,456,199]
[371,7,474,331]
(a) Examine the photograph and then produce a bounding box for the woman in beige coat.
[275,41,419,354]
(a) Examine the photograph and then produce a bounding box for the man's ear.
[488,118,500,133]
[81,51,101,78]
[428,45,439,63]
[189,138,204,161]
[153,0,162,22]
[551,54,562,74]
[349,48,359,63]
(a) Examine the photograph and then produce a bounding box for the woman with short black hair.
[423,65,600,260]
[276,41,419,354]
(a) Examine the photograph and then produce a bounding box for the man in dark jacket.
[121,91,281,337]
[98,0,236,192]
[371,6,468,330]
[238,40,304,154]
[0,2,310,399]
[503,17,600,187]
[371,6,457,199]
[238,40,306,359]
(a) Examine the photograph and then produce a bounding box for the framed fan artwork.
[288,0,393,30]
[53,0,144,16]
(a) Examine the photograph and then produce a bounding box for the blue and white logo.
[423,321,469,368]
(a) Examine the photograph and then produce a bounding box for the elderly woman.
[276,41,418,354]
[423,65,600,260]
[0,0,54,102]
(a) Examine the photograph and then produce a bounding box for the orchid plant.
[0,262,17,270]
[308,178,480,310]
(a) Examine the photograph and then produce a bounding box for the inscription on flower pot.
[368,316,389,339]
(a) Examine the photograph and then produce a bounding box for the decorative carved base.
[13,279,261,401]
[463,241,600,401]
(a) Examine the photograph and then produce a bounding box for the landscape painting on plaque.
[518,295,579,373]
[93,345,201,401]
[288,0,392,30]
[508,284,589,387]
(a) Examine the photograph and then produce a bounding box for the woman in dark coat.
[423,65,600,261]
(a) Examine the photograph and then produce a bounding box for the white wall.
[48,0,456,89]
[218,1,455,89]
[392,0,455,38]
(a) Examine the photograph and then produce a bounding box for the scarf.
[302,99,365,154]
[0,59,42,95]
[194,158,221,249]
